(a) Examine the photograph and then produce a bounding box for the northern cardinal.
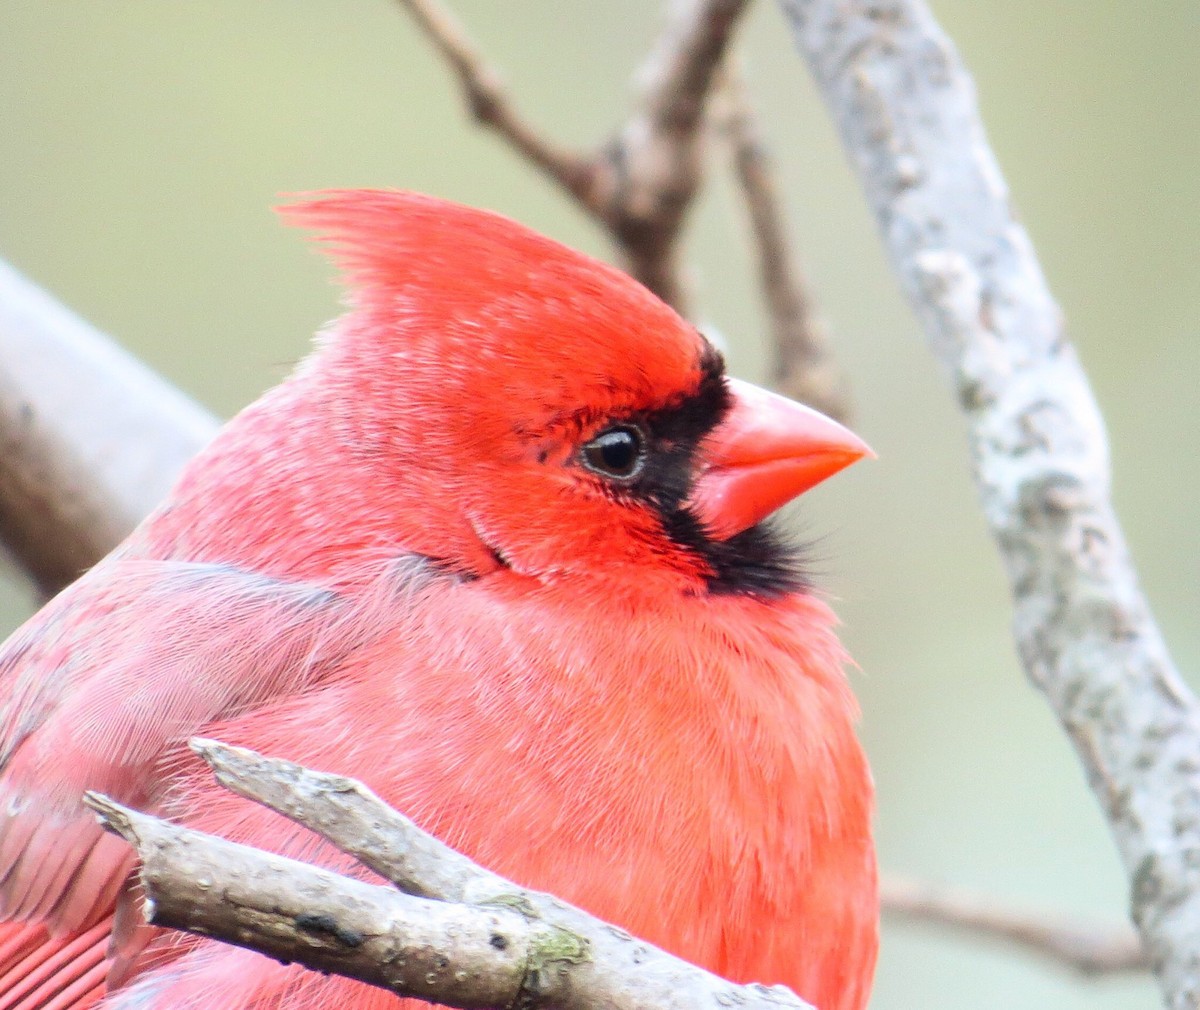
[0,191,877,1010]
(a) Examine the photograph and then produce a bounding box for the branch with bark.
[0,261,215,599]
[777,0,1199,1004]
[86,740,814,1010]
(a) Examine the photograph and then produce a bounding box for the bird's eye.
[581,425,645,480]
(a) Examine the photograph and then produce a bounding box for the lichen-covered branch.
[777,1,1200,1004]
[86,743,815,1010]
[0,260,217,598]
[84,793,536,1008]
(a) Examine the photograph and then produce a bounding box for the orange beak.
[689,378,873,541]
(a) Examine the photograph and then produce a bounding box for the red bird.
[0,191,877,1010]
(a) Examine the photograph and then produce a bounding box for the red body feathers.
[0,192,877,1010]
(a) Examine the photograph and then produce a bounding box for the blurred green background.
[1,2,1196,1007]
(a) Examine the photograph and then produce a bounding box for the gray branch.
[0,260,217,597]
[778,0,1200,1004]
[85,741,814,1010]
[84,793,537,1008]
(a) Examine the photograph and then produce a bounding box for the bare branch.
[778,0,1200,1003]
[189,738,488,903]
[0,259,217,598]
[881,876,1147,976]
[394,0,750,314]
[395,0,595,200]
[713,62,851,422]
[84,793,562,1010]
[85,743,815,1010]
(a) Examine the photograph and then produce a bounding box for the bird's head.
[279,191,869,596]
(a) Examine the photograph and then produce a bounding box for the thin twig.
[85,741,815,1010]
[778,0,1200,1004]
[190,737,484,903]
[397,0,595,200]
[594,0,750,311]
[713,60,851,422]
[881,876,1147,976]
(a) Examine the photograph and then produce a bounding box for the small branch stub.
[83,792,536,1009]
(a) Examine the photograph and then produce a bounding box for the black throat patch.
[619,346,810,598]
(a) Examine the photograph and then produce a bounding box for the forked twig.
[395,0,749,314]
[86,740,815,1010]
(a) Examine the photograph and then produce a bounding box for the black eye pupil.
[583,426,643,478]
[599,433,635,470]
